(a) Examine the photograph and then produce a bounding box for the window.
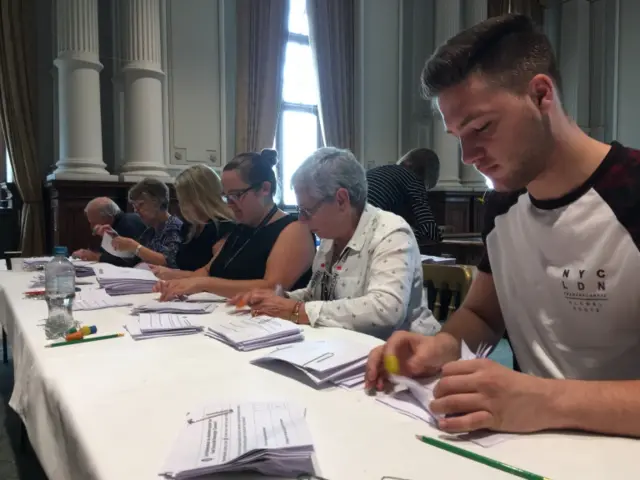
[5,149,12,184]
[276,0,322,207]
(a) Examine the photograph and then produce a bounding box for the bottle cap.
[53,246,68,257]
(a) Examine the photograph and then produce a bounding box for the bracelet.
[290,301,302,324]
[134,244,142,257]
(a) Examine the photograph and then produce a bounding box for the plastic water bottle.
[44,246,78,340]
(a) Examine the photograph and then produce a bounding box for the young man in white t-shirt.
[365,13,640,437]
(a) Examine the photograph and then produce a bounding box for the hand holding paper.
[365,331,460,392]
[101,233,135,259]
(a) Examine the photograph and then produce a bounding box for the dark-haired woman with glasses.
[154,149,315,300]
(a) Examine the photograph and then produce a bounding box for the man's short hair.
[421,13,561,100]
[398,148,440,189]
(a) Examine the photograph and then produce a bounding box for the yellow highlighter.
[384,355,400,374]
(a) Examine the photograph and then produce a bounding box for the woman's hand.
[250,295,298,321]
[111,236,140,253]
[154,278,204,301]
[228,288,278,308]
[93,224,117,237]
[150,265,180,280]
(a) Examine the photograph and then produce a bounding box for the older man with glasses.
[232,147,440,339]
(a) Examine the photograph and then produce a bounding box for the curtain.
[0,0,45,256]
[235,0,289,154]
[307,0,356,152]
[488,0,544,25]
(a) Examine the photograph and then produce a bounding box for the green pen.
[46,333,124,348]
[415,435,550,480]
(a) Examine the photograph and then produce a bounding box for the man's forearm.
[543,379,640,437]
[440,305,504,354]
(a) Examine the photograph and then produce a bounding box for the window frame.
[276,20,322,208]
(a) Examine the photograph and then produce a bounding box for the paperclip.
[302,351,335,367]
[187,409,233,424]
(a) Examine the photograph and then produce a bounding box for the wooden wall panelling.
[44,180,180,254]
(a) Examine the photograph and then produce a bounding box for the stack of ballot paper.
[22,257,96,277]
[204,314,303,351]
[93,263,158,295]
[251,339,371,388]
[74,289,133,311]
[376,342,513,447]
[132,300,217,314]
[124,313,202,340]
[160,401,316,479]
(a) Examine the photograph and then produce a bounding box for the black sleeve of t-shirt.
[477,190,523,274]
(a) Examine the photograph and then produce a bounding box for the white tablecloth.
[0,270,638,480]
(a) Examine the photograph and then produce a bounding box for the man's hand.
[71,249,100,262]
[154,278,204,301]
[431,358,555,434]
[365,332,460,391]
[111,236,139,253]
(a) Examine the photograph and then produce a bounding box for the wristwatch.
[134,244,142,257]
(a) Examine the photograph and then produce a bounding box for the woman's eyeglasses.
[297,196,333,219]
[222,184,259,203]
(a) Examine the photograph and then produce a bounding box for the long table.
[0,270,638,480]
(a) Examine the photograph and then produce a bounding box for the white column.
[460,0,489,188]
[432,0,462,189]
[119,0,169,179]
[50,0,113,180]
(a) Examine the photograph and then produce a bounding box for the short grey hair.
[291,147,368,210]
[85,197,121,218]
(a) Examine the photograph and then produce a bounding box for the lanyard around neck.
[222,204,279,271]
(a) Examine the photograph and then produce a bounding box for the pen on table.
[415,435,550,480]
[45,333,124,348]
[188,409,234,424]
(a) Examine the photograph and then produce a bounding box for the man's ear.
[528,74,555,113]
[335,188,350,210]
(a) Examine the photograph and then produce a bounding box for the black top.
[208,215,312,289]
[366,164,441,244]
[176,220,234,271]
[99,212,147,267]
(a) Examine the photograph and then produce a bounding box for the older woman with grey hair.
[95,178,184,268]
[232,147,440,339]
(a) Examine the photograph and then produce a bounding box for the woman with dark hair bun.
[154,149,315,301]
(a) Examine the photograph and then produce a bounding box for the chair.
[2,250,21,364]
[422,264,474,322]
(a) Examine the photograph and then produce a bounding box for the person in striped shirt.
[366,148,441,245]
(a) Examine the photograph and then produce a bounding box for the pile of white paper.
[124,313,202,340]
[93,263,158,295]
[204,314,303,351]
[160,402,316,479]
[132,300,217,314]
[23,257,96,277]
[74,289,133,311]
[251,339,371,388]
[376,342,513,447]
